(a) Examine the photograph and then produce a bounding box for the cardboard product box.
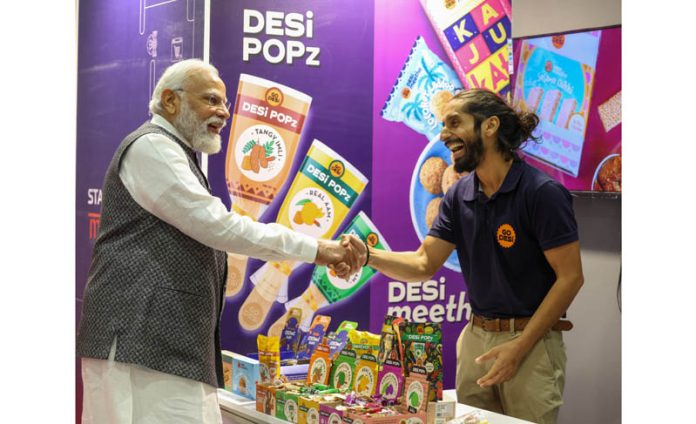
[231,353,260,400]
[319,402,348,424]
[221,350,234,392]
[426,399,456,423]
[344,408,425,424]
[255,383,278,416]
[298,395,321,424]
[276,389,302,423]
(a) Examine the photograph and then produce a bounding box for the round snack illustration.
[407,380,424,410]
[333,363,353,390]
[292,199,325,226]
[238,376,247,394]
[441,165,467,194]
[285,399,297,422]
[419,157,447,195]
[310,358,328,383]
[379,372,399,400]
[425,197,441,229]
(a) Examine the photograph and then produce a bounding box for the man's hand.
[474,339,527,387]
[314,239,364,279]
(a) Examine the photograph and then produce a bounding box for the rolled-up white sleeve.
[118,133,318,263]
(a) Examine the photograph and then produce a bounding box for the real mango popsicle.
[267,212,390,337]
[238,140,368,332]
[224,74,312,297]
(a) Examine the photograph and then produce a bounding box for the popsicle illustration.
[237,140,368,331]
[267,212,390,337]
[224,74,312,298]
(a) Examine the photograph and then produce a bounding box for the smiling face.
[439,98,485,173]
[163,67,231,154]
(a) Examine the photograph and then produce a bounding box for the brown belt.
[471,314,573,332]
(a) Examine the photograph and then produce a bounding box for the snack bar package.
[403,368,430,413]
[267,212,390,336]
[381,36,463,141]
[239,140,368,331]
[401,321,443,401]
[327,321,358,360]
[329,348,357,391]
[352,353,379,397]
[279,307,304,354]
[297,315,332,360]
[420,0,512,96]
[224,74,312,297]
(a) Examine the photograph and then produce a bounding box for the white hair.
[148,59,220,115]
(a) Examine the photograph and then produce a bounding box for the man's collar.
[151,114,192,149]
[460,159,524,201]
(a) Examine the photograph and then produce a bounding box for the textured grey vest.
[77,122,228,388]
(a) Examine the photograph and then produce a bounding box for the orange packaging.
[224,74,312,297]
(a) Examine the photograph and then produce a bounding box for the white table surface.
[218,389,534,424]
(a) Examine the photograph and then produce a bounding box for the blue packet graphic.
[381,36,463,140]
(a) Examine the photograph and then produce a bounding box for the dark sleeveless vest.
[77,122,228,387]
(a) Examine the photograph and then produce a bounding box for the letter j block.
[455,34,490,73]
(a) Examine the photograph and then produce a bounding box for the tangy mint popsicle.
[267,212,390,337]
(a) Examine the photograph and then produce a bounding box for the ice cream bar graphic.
[556,98,577,129]
[539,89,561,122]
[526,87,543,113]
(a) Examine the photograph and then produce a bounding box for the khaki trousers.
[456,321,567,424]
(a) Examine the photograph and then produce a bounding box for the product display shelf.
[218,389,534,424]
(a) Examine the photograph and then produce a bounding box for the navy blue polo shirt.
[428,159,578,318]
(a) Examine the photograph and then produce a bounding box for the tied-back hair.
[451,88,540,160]
[148,59,220,115]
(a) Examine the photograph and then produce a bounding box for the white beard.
[174,100,225,154]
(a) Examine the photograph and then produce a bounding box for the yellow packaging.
[352,353,379,397]
[239,140,368,331]
[347,330,381,359]
[258,335,281,385]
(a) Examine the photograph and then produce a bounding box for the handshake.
[314,235,369,279]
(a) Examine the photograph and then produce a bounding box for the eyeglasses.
[174,89,231,112]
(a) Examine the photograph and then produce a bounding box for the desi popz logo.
[497,223,516,248]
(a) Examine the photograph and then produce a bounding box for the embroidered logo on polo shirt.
[497,224,516,248]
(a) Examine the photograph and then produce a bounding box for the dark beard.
[453,134,484,173]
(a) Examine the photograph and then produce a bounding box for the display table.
[218,389,533,424]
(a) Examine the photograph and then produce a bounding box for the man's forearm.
[515,274,584,354]
[368,248,435,282]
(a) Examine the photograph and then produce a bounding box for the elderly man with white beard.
[76,59,364,424]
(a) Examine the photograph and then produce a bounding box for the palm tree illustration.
[401,92,424,121]
[417,58,446,91]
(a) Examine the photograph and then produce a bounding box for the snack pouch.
[381,36,463,140]
[403,367,430,413]
[297,315,332,360]
[280,307,304,354]
[258,335,281,385]
[239,140,368,332]
[352,354,379,397]
[378,315,405,366]
[329,349,357,391]
[224,74,312,297]
[400,321,443,401]
[307,343,332,386]
[346,330,380,360]
[327,321,358,359]
[420,0,512,96]
[377,359,404,402]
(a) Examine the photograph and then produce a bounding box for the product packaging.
[352,353,380,397]
[307,342,332,386]
[221,350,235,392]
[299,395,321,424]
[231,353,261,400]
[297,315,332,360]
[329,348,357,391]
[256,382,279,416]
[447,409,489,424]
[381,36,463,141]
[280,307,304,354]
[400,321,443,401]
[224,74,312,297]
[327,321,358,359]
[378,315,405,366]
[239,140,368,331]
[276,388,302,423]
[376,359,404,402]
[347,330,381,360]
[257,334,281,385]
[420,0,512,96]
[318,402,348,424]
[403,367,430,413]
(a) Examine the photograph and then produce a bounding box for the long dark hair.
[452,89,540,160]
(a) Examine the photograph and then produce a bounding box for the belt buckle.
[483,317,501,332]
